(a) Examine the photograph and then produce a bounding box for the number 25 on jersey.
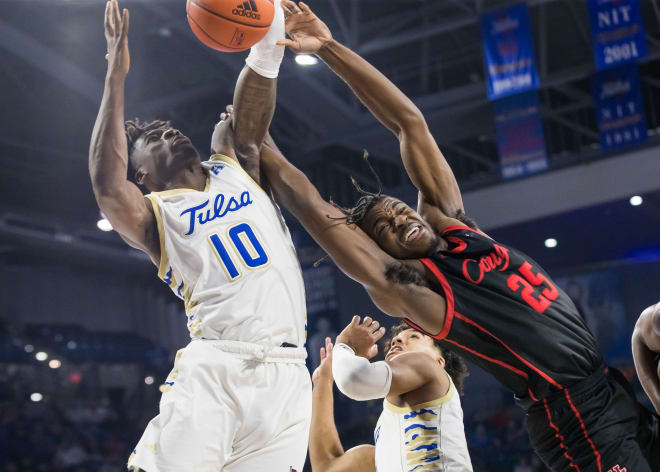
[207,222,269,281]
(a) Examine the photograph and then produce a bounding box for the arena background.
[1,0,659,470]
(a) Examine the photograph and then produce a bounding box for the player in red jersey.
[244,2,660,471]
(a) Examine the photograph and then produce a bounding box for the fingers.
[121,8,130,38]
[113,0,121,31]
[226,104,233,114]
[276,38,296,48]
[281,0,296,16]
[373,326,386,342]
[104,1,113,33]
[299,1,313,15]
[350,315,361,327]
[319,346,326,360]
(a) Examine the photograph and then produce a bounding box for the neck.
[161,162,207,192]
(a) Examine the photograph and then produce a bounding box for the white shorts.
[128,339,311,472]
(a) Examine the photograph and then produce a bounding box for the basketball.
[186,0,274,52]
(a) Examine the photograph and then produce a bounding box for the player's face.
[132,127,199,190]
[362,197,438,259]
[386,329,441,363]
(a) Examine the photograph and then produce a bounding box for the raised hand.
[276,1,332,54]
[336,316,386,360]
[104,0,130,79]
[311,337,334,385]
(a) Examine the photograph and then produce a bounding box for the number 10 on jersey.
[208,222,269,281]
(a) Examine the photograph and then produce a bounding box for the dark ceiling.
[1,0,659,275]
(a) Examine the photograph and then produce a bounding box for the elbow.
[396,109,427,139]
[333,370,364,401]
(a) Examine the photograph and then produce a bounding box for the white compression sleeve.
[245,0,285,78]
[332,343,393,401]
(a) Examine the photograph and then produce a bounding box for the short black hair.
[385,321,469,395]
[124,118,171,190]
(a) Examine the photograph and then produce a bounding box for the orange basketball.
[186,0,274,52]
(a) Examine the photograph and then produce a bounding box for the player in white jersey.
[88,1,310,471]
[309,317,473,472]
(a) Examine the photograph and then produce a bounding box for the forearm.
[231,66,276,183]
[310,380,345,470]
[89,75,129,197]
[332,343,392,401]
[632,333,660,413]
[317,40,422,136]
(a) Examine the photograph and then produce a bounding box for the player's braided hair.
[124,119,172,189]
[385,321,469,395]
[329,150,385,228]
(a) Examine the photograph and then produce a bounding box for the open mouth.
[403,225,421,243]
[388,346,403,355]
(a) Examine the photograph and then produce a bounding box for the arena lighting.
[144,376,155,385]
[97,218,113,232]
[49,359,62,369]
[30,393,43,402]
[295,54,318,66]
[630,195,643,206]
[35,351,48,361]
[24,344,34,353]
[544,238,558,248]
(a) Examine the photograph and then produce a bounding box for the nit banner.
[481,3,539,100]
[592,64,647,150]
[494,91,548,179]
[587,0,647,70]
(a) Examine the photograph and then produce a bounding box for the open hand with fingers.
[276,0,332,54]
[336,316,386,359]
[104,0,130,79]
[311,337,334,386]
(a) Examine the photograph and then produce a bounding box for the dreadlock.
[384,321,469,395]
[330,150,386,228]
[124,118,171,190]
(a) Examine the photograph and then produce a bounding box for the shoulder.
[635,302,660,340]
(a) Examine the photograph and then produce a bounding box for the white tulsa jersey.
[145,154,307,346]
[374,377,472,472]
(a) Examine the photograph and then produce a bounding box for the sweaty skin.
[632,302,660,414]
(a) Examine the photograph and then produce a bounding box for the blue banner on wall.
[481,3,539,100]
[587,0,647,70]
[494,91,548,179]
[592,64,647,150]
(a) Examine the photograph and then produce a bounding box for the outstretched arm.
[310,338,375,472]
[278,1,463,221]
[632,302,660,414]
[260,136,446,331]
[88,0,159,263]
[212,0,286,185]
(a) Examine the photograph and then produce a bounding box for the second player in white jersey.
[374,378,472,472]
[146,154,307,346]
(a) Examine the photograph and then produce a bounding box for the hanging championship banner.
[592,64,647,150]
[587,0,647,70]
[494,91,548,179]
[481,3,539,100]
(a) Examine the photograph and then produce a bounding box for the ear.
[438,356,446,369]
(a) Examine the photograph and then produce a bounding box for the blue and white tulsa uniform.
[374,378,472,472]
[128,155,311,472]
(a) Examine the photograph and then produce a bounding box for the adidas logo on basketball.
[232,0,261,19]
